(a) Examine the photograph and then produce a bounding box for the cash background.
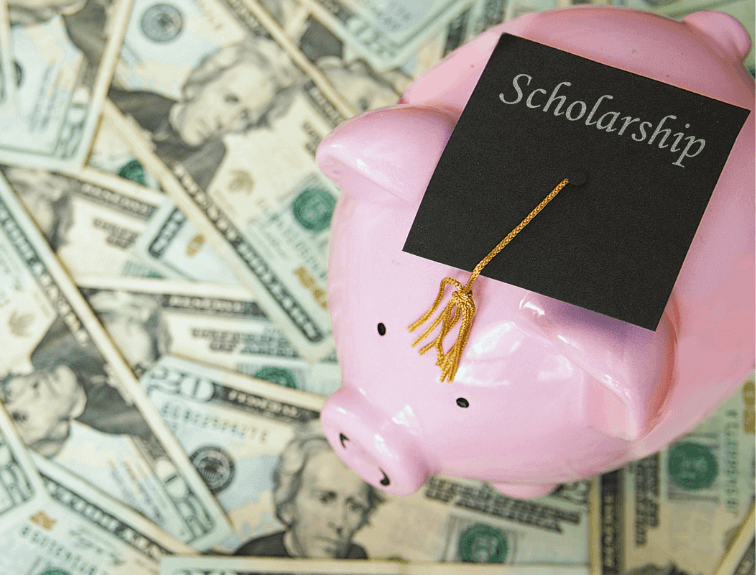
[0,0,752,573]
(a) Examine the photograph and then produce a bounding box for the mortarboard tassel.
[408,177,571,382]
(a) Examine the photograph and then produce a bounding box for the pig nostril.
[377,323,386,336]
[456,397,469,408]
[336,431,392,488]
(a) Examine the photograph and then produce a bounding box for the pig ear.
[683,11,751,62]
[316,105,458,206]
[521,295,677,441]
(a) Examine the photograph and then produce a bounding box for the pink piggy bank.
[316,6,755,499]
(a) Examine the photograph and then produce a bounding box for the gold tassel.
[408,178,571,382]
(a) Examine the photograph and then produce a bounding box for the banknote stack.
[0,0,751,574]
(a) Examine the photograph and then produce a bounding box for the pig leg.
[490,482,558,500]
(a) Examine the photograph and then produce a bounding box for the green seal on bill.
[118,159,147,186]
[140,4,183,43]
[254,366,297,389]
[458,523,508,563]
[40,570,71,575]
[189,446,236,494]
[292,188,336,233]
[668,441,718,490]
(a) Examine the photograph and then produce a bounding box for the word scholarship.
[500,73,706,167]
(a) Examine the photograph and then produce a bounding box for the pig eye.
[456,398,469,408]
[377,323,386,336]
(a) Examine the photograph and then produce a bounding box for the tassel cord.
[408,178,570,382]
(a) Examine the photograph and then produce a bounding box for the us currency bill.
[0,0,133,171]
[0,0,17,115]
[0,397,50,530]
[590,377,756,575]
[294,0,476,71]
[32,454,197,566]
[130,198,243,285]
[437,0,510,55]
[161,556,592,575]
[0,457,196,574]
[467,0,513,40]
[140,355,589,563]
[0,165,169,280]
[77,276,340,394]
[106,0,352,360]
[410,0,510,77]
[0,397,199,572]
[503,0,573,21]
[250,0,407,114]
[714,503,755,575]
[0,173,233,550]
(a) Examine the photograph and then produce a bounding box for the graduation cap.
[403,34,749,381]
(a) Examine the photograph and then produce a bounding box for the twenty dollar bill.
[0,173,232,550]
[140,355,589,562]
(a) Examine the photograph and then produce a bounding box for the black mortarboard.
[403,33,750,332]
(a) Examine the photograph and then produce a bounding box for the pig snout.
[321,387,432,496]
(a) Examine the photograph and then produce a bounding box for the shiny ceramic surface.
[316,6,755,499]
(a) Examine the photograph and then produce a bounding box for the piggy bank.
[316,7,755,499]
